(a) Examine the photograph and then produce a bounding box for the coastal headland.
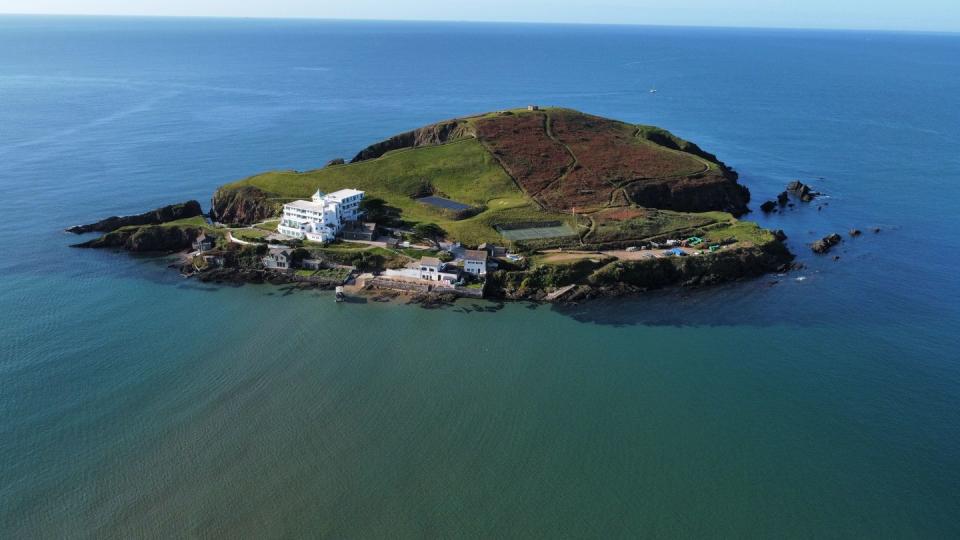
[69,107,796,302]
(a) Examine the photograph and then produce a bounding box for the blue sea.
[2,16,960,537]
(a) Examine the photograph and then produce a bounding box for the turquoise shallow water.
[1,16,960,537]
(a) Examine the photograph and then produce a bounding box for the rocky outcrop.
[760,200,777,213]
[73,225,201,252]
[350,119,474,162]
[489,240,793,300]
[625,174,751,216]
[325,158,345,167]
[786,180,818,202]
[634,125,733,172]
[210,185,279,225]
[811,233,842,254]
[777,191,789,206]
[849,228,862,237]
[66,200,202,234]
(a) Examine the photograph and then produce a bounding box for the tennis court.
[497,222,578,241]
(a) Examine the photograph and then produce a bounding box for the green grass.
[704,220,775,245]
[295,267,352,281]
[230,227,270,241]
[587,208,729,245]
[114,215,211,232]
[253,219,280,232]
[222,138,567,245]
[395,247,439,259]
[314,267,353,281]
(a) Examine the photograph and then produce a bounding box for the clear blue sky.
[1,0,958,32]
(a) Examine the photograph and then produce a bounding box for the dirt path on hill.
[530,112,579,202]
[476,137,546,211]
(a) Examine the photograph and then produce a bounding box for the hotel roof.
[285,199,333,212]
[326,189,364,200]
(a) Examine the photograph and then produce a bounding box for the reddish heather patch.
[551,111,706,184]
[474,114,571,196]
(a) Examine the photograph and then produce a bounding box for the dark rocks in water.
[873,227,882,233]
[407,292,457,309]
[773,229,788,242]
[777,191,789,206]
[66,200,202,234]
[73,225,201,252]
[849,228,862,237]
[786,180,818,202]
[325,158,345,167]
[811,233,842,254]
[760,200,778,213]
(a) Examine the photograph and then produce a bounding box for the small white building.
[463,249,488,276]
[419,256,459,284]
[419,256,441,280]
[262,248,291,270]
[277,188,365,243]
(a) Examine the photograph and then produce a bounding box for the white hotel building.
[277,188,365,243]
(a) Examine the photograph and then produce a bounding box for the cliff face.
[489,240,791,300]
[625,174,750,216]
[588,241,790,290]
[350,119,474,162]
[66,200,203,234]
[73,225,201,252]
[210,186,279,226]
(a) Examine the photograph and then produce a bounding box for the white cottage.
[463,249,488,276]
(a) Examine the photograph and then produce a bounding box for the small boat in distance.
[649,88,658,94]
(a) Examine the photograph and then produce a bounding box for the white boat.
[649,88,658,94]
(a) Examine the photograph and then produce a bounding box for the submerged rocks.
[811,233,842,254]
[407,291,458,309]
[773,229,788,242]
[849,228,862,237]
[66,200,203,234]
[759,191,791,213]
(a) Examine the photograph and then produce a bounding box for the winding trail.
[530,112,579,202]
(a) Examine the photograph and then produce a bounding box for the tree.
[412,222,447,249]
[360,197,389,224]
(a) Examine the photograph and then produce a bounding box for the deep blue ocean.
[2,16,960,537]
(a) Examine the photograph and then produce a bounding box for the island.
[69,107,794,303]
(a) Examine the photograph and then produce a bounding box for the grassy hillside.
[214,107,766,248]
[222,138,571,245]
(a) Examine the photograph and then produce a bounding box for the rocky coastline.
[66,200,203,234]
